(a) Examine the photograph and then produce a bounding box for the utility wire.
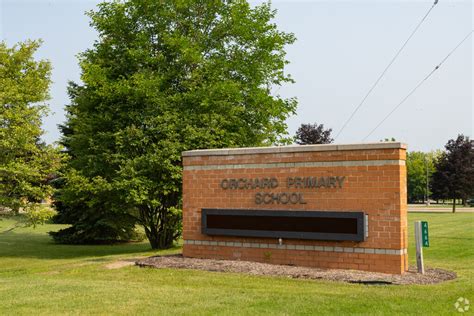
[362,30,473,141]
[334,0,439,140]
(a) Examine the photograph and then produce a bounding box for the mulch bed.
[135,254,456,285]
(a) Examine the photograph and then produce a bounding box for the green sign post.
[421,221,429,247]
[415,221,429,274]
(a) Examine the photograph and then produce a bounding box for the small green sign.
[421,221,429,247]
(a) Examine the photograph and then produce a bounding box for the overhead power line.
[334,0,439,140]
[362,30,473,141]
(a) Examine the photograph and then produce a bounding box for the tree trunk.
[148,234,159,249]
[452,198,456,213]
[144,223,175,249]
[140,204,180,250]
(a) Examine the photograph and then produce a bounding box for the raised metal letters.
[220,175,346,204]
[255,192,306,205]
[220,178,278,190]
[220,176,345,190]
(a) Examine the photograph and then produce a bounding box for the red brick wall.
[182,143,408,274]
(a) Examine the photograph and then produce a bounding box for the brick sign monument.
[182,142,408,274]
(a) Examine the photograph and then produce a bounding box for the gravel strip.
[136,255,456,285]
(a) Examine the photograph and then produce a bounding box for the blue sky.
[1,0,472,151]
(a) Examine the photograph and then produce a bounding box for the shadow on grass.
[0,229,181,260]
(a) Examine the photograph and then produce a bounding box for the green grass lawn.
[0,213,473,315]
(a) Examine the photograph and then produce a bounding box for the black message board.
[201,209,366,242]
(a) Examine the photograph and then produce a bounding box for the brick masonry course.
[182,142,408,274]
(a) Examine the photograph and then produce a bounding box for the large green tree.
[431,135,474,212]
[0,40,60,224]
[56,0,297,249]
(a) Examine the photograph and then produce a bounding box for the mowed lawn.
[0,213,472,315]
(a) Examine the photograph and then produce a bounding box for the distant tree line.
[407,135,473,212]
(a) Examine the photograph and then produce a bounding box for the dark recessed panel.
[202,209,365,242]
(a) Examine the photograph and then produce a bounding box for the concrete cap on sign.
[182,142,407,157]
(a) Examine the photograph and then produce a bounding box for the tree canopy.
[55,0,297,248]
[295,123,333,145]
[0,40,60,224]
